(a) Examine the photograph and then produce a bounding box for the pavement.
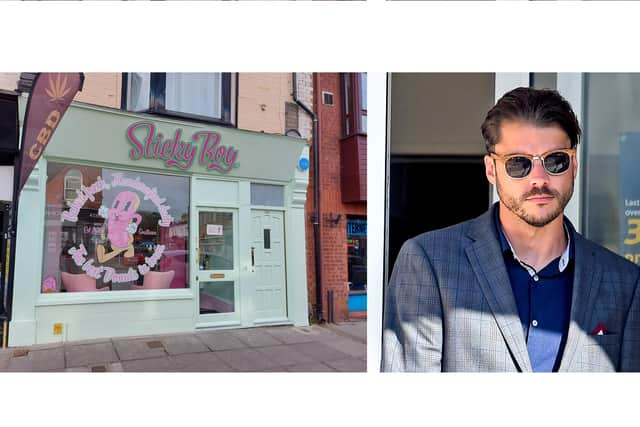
[0,321,366,372]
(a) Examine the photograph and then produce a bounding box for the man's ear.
[484,155,496,185]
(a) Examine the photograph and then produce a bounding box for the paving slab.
[321,337,367,359]
[107,362,124,372]
[324,322,367,343]
[22,342,65,351]
[63,337,112,346]
[289,341,354,363]
[262,326,320,344]
[0,351,10,370]
[161,334,209,355]
[0,321,367,372]
[215,348,281,372]
[65,366,91,372]
[231,328,283,347]
[286,362,337,372]
[325,357,367,372]
[171,352,235,372]
[196,331,249,351]
[6,347,65,372]
[121,356,178,372]
[301,324,347,339]
[85,362,124,372]
[64,363,123,372]
[258,366,291,372]
[65,342,119,368]
[254,345,317,367]
[113,338,167,361]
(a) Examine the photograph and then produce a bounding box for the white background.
[2,1,640,426]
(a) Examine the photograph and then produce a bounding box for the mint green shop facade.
[9,100,311,346]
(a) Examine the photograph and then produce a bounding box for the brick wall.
[306,73,367,323]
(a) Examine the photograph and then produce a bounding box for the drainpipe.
[292,73,323,323]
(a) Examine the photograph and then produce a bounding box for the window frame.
[122,73,237,127]
[44,160,192,294]
[340,73,367,137]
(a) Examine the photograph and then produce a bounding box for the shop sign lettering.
[126,121,239,173]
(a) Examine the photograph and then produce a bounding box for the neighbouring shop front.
[347,217,366,313]
[8,101,310,346]
[0,90,19,336]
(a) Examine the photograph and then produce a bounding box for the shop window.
[582,73,640,266]
[341,73,367,137]
[125,73,236,126]
[42,162,190,293]
[250,183,284,207]
[347,216,367,312]
[63,169,82,202]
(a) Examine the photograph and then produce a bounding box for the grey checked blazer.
[382,204,640,372]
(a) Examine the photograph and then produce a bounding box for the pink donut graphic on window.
[97,191,142,263]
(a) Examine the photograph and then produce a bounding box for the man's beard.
[496,180,573,227]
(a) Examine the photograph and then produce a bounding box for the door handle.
[250,247,256,272]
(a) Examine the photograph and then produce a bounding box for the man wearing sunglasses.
[382,87,640,372]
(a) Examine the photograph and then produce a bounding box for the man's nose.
[528,157,550,185]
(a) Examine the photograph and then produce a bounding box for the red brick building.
[305,73,367,322]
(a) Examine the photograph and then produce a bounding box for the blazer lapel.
[464,209,532,372]
[557,231,603,372]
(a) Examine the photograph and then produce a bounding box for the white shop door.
[250,210,287,324]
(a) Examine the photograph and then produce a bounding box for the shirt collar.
[493,205,573,275]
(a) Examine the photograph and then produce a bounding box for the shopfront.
[347,217,366,312]
[8,101,310,346]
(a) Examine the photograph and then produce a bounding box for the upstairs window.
[341,73,367,137]
[124,73,236,126]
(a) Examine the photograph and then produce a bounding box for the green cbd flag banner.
[620,132,640,265]
[17,73,84,193]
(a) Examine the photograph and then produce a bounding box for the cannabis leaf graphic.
[45,74,71,102]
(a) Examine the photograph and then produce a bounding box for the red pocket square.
[591,323,608,336]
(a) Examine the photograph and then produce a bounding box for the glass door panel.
[199,281,235,314]
[198,211,233,272]
[197,210,238,320]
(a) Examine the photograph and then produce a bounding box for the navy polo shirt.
[494,208,574,372]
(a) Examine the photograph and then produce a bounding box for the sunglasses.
[490,148,576,179]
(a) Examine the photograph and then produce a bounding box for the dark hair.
[481,87,582,153]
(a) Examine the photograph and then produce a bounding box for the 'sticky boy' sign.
[127,121,239,173]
